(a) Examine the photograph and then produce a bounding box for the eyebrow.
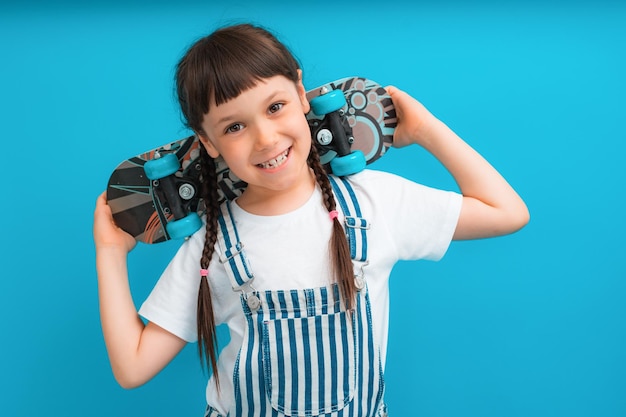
[215,114,237,126]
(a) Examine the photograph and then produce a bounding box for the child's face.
[199,75,313,203]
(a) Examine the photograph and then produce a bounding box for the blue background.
[1,1,624,416]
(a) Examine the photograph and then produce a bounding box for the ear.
[296,69,311,114]
[197,133,220,158]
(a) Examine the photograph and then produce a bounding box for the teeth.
[258,149,289,169]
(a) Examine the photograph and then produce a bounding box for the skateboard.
[106,76,397,244]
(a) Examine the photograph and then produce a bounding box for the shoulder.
[338,169,460,205]
[330,169,405,197]
[340,170,462,261]
[343,168,403,185]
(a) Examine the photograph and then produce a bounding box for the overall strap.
[328,175,369,263]
[215,200,255,291]
[216,176,369,290]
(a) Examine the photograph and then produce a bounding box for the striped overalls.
[206,176,387,417]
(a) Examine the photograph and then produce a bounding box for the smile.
[257,148,290,169]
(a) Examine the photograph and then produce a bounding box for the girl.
[94,23,529,416]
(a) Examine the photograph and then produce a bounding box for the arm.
[93,192,186,388]
[386,86,529,240]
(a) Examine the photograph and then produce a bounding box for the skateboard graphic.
[106,77,397,244]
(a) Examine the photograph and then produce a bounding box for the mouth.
[257,148,290,169]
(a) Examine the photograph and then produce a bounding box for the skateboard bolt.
[316,129,333,146]
[179,184,196,200]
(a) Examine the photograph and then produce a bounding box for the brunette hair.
[175,23,356,387]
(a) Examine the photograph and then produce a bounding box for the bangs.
[209,31,298,106]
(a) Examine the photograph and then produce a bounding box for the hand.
[93,192,136,254]
[386,85,439,149]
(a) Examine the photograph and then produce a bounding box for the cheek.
[301,124,312,149]
[290,113,312,144]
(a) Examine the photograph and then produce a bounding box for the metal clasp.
[354,260,369,291]
[344,216,370,230]
[219,242,245,264]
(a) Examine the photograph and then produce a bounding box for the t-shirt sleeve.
[354,170,462,261]
[138,230,204,343]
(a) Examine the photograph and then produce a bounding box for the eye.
[268,102,284,114]
[225,123,244,134]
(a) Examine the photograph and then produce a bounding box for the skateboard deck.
[106,76,397,244]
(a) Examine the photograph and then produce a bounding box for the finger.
[96,191,107,207]
[94,193,113,221]
[384,85,396,94]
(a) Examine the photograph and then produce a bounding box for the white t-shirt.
[139,169,462,409]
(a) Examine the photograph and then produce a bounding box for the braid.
[197,145,221,388]
[308,145,356,311]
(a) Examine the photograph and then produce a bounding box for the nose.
[253,120,279,151]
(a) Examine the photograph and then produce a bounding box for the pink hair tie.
[200,269,209,277]
[329,210,339,221]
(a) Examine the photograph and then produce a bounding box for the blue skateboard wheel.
[310,89,347,115]
[330,150,367,176]
[144,153,180,180]
[166,212,202,239]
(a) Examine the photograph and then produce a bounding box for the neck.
[236,169,316,216]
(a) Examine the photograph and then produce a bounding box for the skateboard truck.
[143,152,203,239]
[309,87,366,176]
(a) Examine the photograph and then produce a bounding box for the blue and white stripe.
[225,283,384,417]
[216,201,254,288]
[209,176,386,416]
[260,286,355,416]
[328,175,369,263]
